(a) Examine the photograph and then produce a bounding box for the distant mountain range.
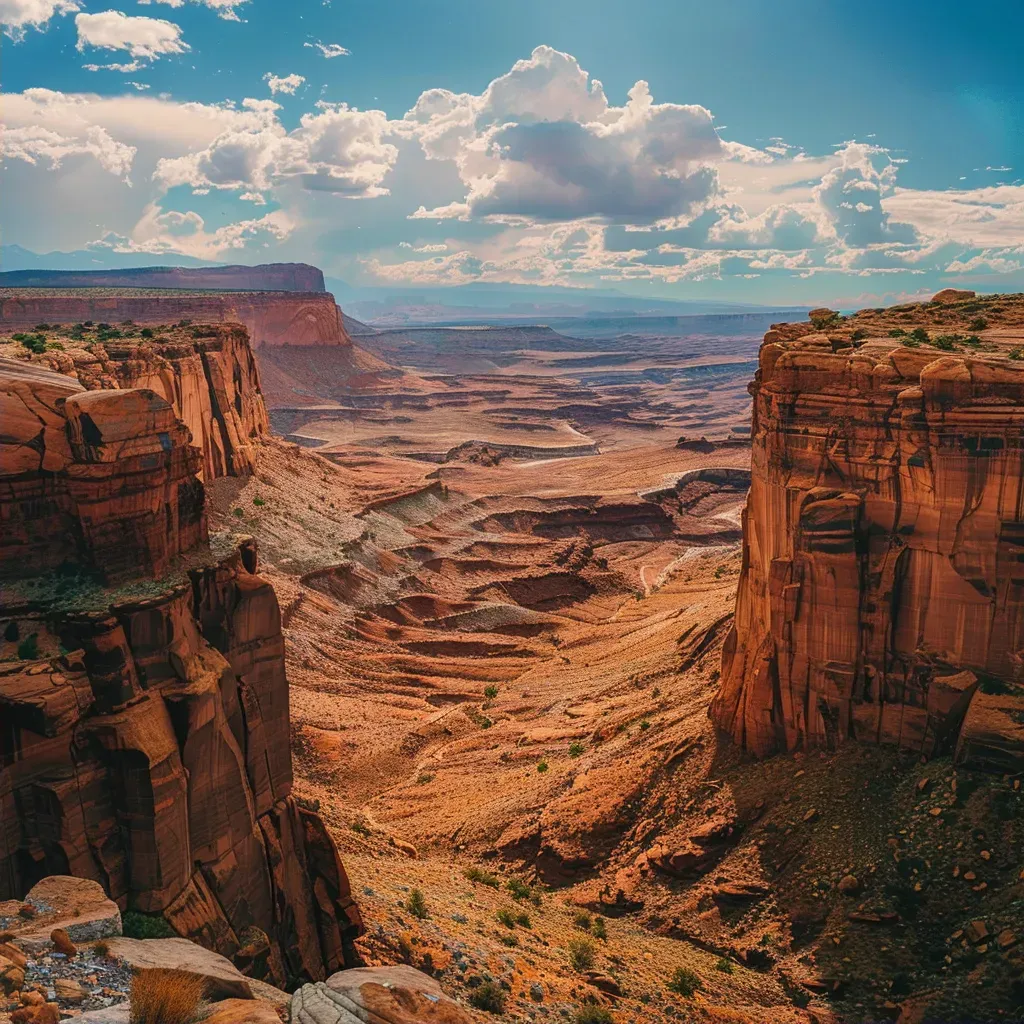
[0,245,809,323]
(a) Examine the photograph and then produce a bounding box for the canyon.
[2,287,1023,1024]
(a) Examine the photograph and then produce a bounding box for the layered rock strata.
[0,323,361,985]
[0,359,207,583]
[714,291,1024,772]
[0,262,326,293]
[7,323,269,480]
[0,539,361,984]
[0,291,349,349]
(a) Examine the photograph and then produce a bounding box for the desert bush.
[17,634,39,660]
[506,877,540,904]
[970,317,988,331]
[252,496,266,507]
[574,1004,615,1024]
[463,866,500,888]
[93,940,111,958]
[929,334,961,351]
[500,933,519,947]
[484,685,498,699]
[122,911,176,940]
[129,968,206,1024]
[569,740,585,758]
[496,909,516,929]
[140,328,154,339]
[574,911,593,931]
[715,957,734,973]
[567,936,597,971]
[1010,347,1024,361]
[537,759,549,773]
[406,888,428,919]
[909,327,930,344]
[591,916,607,940]
[516,911,531,928]
[888,328,906,337]
[667,966,702,997]
[468,981,506,1013]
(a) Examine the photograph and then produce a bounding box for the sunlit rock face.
[714,293,1024,773]
[0,321,362,985]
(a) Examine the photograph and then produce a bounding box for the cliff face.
[0,263,326,292]
[0,329,361,985]
[0,290,350,350]
[714,291,1024,773]
[10,323,269,481]
[0,359,208,582]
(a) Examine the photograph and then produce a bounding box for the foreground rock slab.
[291,965,473,1024]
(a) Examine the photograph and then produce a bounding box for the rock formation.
[714,291,1024,772]
[0,328,361,986]
[0,263,326,293]
[0,291,349,350]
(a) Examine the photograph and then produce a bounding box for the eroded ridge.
[715,290,1024,769]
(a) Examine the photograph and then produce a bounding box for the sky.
[2,0,1023,305]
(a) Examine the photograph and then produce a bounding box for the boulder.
[104,938,254,1001]
[1,877,121,953]
[291,965,473,1024]
[955,691,1024,773]
[932,288,975,303]
[202,998,283,1024]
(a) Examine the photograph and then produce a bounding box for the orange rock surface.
[715,292,1024,767]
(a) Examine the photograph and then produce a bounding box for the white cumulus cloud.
[137,0,249,21]
[75,10,188,60]
[263,72,305,96]
[1,0,78,40]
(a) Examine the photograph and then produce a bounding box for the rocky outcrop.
[0,359,207,583]
[0,263,326,293]
[0,292,349,350]
[714,293,1024,770]
[291,965,474,1024]
[8,323,269,480]
[0,540,362,985]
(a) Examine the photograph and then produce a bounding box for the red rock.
[713,303,1024,774]
[932,289,975,303]
[965,920,989,944]
[49,928,76,958]
[11,1002,59,1024]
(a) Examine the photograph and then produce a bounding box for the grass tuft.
[129,969,206,1024]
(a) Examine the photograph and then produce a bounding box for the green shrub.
[252,495,266,507]
[499,933,519,947]
[574,1004,614,1024]
[963,335,982,348]
[415,772,434,785]
[567,936,597,971]
[140,327,154,339]
[17,334,47,354]
[232,508,244,518]
[351,822,371,837]
[122,910,176,939]
[496,909,516,929]
[970,317,988,331]
[929,334,961,351]
[667,966,702,997]
[573,910,593,931]
[569,740,585,758]
[506,877,539,904]
[1010,347,1024,361]
[484,684,498,699]
[516,911,531,928]
[406,888,428,919]
[537,759,549,773]
[715,957,734,973]
[468,981,506,1013]
[909,327,930,344]
[17,634,39,660]
[639,720,651,732]
[591,916,607,940]
[463,866,500,888]
[888,328,906,338]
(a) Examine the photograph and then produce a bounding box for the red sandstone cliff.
[713,292,1024,774]
[0,290,350,350]
[0,262,326,292]
[0,334,361,985]
[7,323,269,481]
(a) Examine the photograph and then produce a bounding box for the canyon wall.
[714,292,1024,773]
[0,334,361,984]
[0,290,349,350]
[7,324,269,482]
[0,262,325,292]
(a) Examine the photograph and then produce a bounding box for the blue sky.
[3,0,1023,304]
